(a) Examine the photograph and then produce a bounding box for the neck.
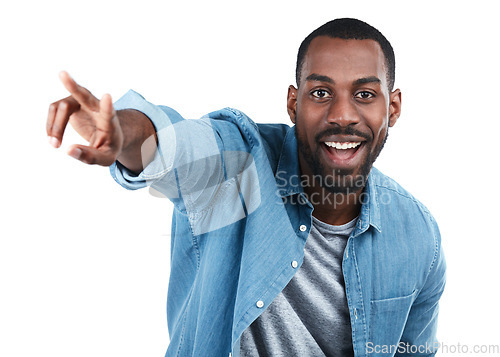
[297,154,366,226]
[304,182,362,226]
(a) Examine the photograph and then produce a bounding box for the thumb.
[97,93,116,131]
[100,93,114,117]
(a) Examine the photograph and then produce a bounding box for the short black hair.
[296,18,395,91]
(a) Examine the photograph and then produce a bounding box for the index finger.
[59,71,99,111]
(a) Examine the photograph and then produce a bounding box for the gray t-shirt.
[240,216,357,357]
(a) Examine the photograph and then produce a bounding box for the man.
[46,18,446,357]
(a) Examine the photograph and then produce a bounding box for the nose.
[326,94,360,127]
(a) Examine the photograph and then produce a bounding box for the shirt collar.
[275,126,382,233]
[275,126,303,197]
[355,170,382,235]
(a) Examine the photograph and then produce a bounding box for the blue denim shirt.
[110,90,446,357]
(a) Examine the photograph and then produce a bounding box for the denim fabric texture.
[110,90,446,357]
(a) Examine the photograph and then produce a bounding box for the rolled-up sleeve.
[109,90,224,200]
[109,90,185,190]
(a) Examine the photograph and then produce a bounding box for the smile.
[321,140,365,168]
[324,141,362,150]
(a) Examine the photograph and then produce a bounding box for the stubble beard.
[295,120,388,196]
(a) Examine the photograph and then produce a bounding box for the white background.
[1,0,499,356]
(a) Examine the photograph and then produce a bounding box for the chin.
[318,168,369,195]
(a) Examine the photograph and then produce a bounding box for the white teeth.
[324,142,361,150]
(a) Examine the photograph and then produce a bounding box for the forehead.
[301,37,387,87]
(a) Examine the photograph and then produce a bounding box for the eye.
[311,89,331,99]
[355,91,375,100]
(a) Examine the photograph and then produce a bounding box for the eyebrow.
[305,73,382,87]
[305,73,334,84]
[353,76,381,86]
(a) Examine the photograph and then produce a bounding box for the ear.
[287,85,298,124]
[388,89,402,127]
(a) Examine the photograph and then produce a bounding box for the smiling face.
[287,36,402,195]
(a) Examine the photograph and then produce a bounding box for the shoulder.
[370,168,443,276]
[204,107,291,166]
[204,107,289,138]
[370,167,435,222]
[370,167,441,260]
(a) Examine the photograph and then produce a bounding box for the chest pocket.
[368,289,418,356]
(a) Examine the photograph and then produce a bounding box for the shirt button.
[299,224,307,232]
[291,260,298,268]
[256,300,264,308]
